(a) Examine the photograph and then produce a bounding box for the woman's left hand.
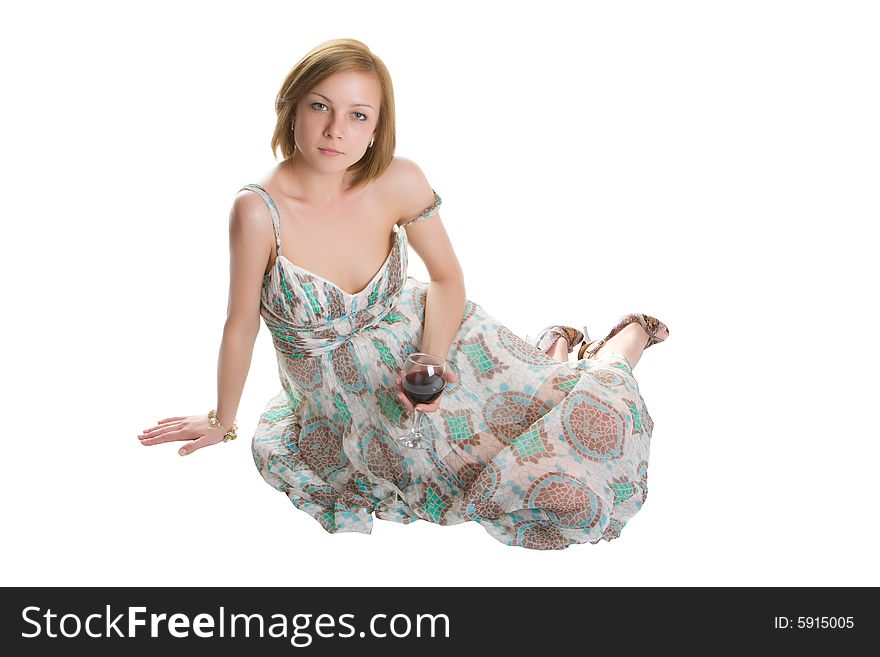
[396,362,459,414]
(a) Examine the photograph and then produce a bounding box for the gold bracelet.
[208,409,238,442]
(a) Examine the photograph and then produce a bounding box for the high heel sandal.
[577,314,670,361]
[528,325,585,355]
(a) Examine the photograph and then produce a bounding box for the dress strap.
[399,189,442,229]
[238,184,282,255]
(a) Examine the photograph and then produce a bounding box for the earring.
[368,137,374,148]
[291,122,295,131]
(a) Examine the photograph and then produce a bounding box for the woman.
[138,38,669,550]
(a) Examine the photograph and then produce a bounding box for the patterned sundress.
[244,183,655,550]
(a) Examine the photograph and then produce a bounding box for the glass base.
[398,434,427,449]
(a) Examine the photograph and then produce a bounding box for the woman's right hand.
[137,414,227,456]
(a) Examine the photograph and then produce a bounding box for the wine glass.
[398,352,447,449]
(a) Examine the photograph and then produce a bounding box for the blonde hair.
[272,39,396,189]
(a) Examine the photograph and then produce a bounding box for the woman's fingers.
[141,421,180,434]
[395,373,451,414]
[394,380,430,413]
[419,366,455,412]
[138,424,181,441]
[395,375,414,412]
[139,428,192,446]
[140,417,187,433]
[394,378,434,412]
[416,397,443,413]
[141,420,183,435]
[178,435,215,457]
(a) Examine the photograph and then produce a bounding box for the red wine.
[402,370,446,405]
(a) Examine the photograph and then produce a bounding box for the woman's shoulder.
[232,166,292,223]
[376,156,437,222]
[230,182,276,223]
[380,156,431,191]
[228,185,278,247]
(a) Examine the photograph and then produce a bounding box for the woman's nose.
[324,113,345,139]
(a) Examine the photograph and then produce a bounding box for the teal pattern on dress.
[243,184,656,550]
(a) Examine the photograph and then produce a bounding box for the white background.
[1,0,877,587]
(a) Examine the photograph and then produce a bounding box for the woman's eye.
[311,102,328,111]
[353,112,367,121]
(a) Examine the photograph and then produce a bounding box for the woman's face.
[292,70,381,172]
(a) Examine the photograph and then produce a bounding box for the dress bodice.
[239,184,442,358]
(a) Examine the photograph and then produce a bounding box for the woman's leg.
[548,323,655,368]
[547,336,569,363]
[588,323,651,369]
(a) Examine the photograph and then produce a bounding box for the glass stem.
[411,410,425,436]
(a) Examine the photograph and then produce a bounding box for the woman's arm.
[420,278,467,360]
[215,329,258,429]
[391,158,467,360]
[215,192,275,427]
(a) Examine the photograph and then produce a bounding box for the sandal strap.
[577,313,669,360]
[533,325,584,354]
[578,338,605,360]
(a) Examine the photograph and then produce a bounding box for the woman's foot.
[578,314,670,370]
[530,325,584,362]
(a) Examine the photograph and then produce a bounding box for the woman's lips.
[318,148,343,156]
